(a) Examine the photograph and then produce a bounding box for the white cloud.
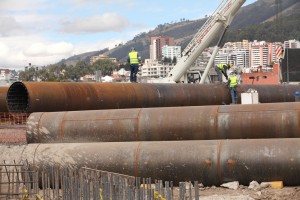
[0,35,76,68]
[60,13,130,33]
[0,0,48,11]
[0,42,9,57]
[23,42,74,57]
[0,16,27,37]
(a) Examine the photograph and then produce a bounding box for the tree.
[172,57,177,64]
[163,57,172,64]
[92,59,117,76]
[19,66,36,81]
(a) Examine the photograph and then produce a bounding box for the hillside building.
[161,45,181,61]
[90,54,117,65]
[150,36,175,61]
[284,39,300,49]
[249,41,278,67]
[141,59,174,78]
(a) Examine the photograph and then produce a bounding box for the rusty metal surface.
[9,82,300,113]
[0,87,8,112]
[2,139,300,186]
[27,102,300,143]
[7,82,230,113]
[238,84,298,103]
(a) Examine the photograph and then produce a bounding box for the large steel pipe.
[7,82,300,113]
[0,86,8,112]
[27,102,300,143]
[2,139,300,186]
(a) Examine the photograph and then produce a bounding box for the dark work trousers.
[215,66,228,81]
[229,87,238,104]
[130,64,139,82]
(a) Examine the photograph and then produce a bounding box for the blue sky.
[0,0,256,69]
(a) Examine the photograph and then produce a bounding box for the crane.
[158,0,246,83]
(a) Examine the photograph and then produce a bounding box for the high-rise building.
[150,36,175,61]
[284,39,300,49]
[249,41,271,67]
[233,49,250,68]
[161,45,181,61]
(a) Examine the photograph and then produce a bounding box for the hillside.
[59,0,300,65]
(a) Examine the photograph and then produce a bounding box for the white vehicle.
[154,0,246,83]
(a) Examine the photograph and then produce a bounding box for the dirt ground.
[198,186,300,200]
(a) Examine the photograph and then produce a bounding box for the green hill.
[60,0,300,65]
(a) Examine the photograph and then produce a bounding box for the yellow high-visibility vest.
[229,76,238,88]
[217,64,226,70]
[129,52,139,64]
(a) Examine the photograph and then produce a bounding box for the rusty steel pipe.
[0,86,8,112]
[27,102,300,143]
[7,82,300,113]
[2,139,300,186]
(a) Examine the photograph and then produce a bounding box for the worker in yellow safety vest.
[227,72,238,104]
[127,47,142,83]
[215,63,232,81]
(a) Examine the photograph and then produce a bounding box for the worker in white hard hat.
[227,71,238,104]
[127,47,142,83]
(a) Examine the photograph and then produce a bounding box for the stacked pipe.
[1,138,300,186]
[4,82,300,185]
[26,102,300,143]
[6,81,300,113]
[0,86,8,112]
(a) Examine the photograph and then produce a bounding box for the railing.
[0,160,39,199]
[0,163,201,200]
[0,112,28,144]
[0,112,29,127]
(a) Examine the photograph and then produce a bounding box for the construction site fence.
[0,161,200,200]
[0,113,29,127]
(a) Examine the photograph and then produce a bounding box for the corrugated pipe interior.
[7,82,29,113]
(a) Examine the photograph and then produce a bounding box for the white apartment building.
[284,39,300,49]
[194,49,213,69]
[150,36,175,61]
[0,69,10,81]
[232,49,250,68]
[141,59,174,78]
[161,45,181,61]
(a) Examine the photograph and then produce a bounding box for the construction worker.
[127,47,141,83]
[227,71,238,104]
[215,63,232,82]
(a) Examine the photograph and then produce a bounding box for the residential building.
[284,39,300,49]
[233,49,250,68]
[194,49,213,69]
[141,59,174,78]
[150,36,175,61]
[249,41,273,67]
[0,69,10,81]
[214,49,235,66]
[161,45,181,61]
[214,42,249,68]
[90,54,117,65]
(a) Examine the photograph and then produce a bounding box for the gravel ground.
[0,128,27,144]
[197,186,300,200]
